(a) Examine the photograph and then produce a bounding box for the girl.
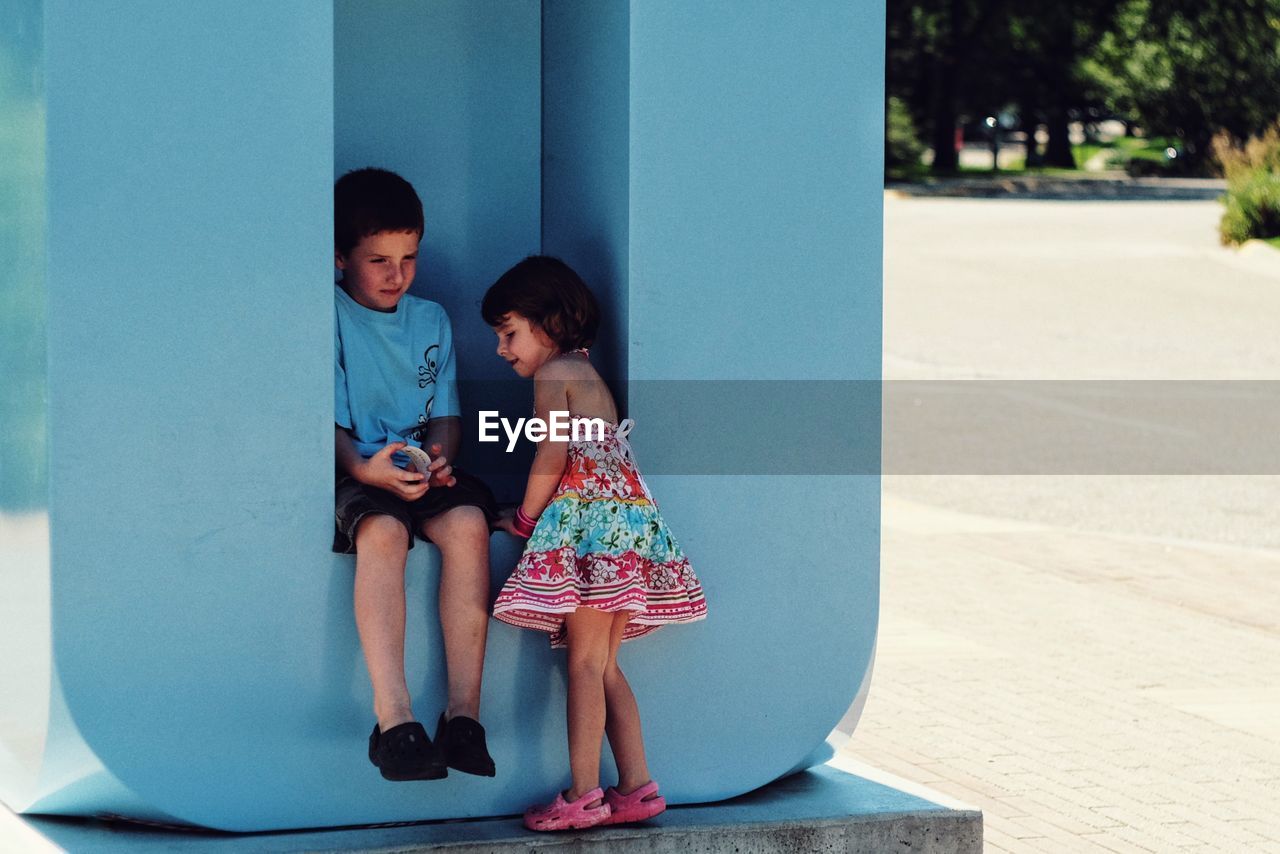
[482,256,707,831]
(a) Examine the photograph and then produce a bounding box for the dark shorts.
[333,467,499,554]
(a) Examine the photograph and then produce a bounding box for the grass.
[886,161,932,183]
[888,163,1117,182]
[1129,147,1172,164]
[1071,136,1182,173]
[888,136,1186,183]
[887,134,1195,184]
[1073,144,1108,167]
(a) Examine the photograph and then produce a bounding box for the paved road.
[840,195,1280,853]
[882,197,1280,549]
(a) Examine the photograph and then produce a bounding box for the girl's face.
[493,312,558,377]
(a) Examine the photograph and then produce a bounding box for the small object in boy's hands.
[400,410,434,475]
[401,444,433,475]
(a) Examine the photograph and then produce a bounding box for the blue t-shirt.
[334,284,460,462]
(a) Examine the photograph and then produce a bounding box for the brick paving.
[839,494,1280,853]
[841,194,1280,853]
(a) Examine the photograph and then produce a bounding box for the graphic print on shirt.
[417,344,439,428]
[418,344,439,388]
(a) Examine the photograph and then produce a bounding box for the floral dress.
[492,418,707,648]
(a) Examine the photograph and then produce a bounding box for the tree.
[888,0,1122,174]
[888,0,1280,177]
[1083,0,1280,170]
[1004,0,1122,169]
[887,0,1019,173]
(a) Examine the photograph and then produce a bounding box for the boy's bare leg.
[421,505,490,721]
[353,514,414,730]
[604,612,653,793]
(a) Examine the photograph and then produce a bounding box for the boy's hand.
[357,442,428,500]
[422,443,457,488]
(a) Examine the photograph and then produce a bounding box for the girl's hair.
[481,256,600,352]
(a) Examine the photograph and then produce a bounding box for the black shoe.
[368,721,447,781]
[435,713,496,777]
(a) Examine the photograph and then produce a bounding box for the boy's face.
[335,229,421,312]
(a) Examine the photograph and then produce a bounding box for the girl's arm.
[518,362,574,518]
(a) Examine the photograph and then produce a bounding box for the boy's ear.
[334,250,347,272]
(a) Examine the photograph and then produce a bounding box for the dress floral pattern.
[493,421,707,648]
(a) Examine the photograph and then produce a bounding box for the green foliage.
[1069,137,1184,174]
[1214,124,1280,244]
[885,160,932,183]
[1215,124,1280,178]
[886,96,926,167]
[1073,143,1106,164]
[1219,172,1280,244]
[1082,0,1280,170]
[889,0,1280,176]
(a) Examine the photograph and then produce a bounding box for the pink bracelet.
[513,506,539,538]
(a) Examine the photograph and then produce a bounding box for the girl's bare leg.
[563,607,614,803]
[603,612,653,793]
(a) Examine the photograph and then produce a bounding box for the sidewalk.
[838,489,1280,854]
[841,193,1280,853]
[4,755,980,853]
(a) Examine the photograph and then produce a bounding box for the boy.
[333,167,498,781]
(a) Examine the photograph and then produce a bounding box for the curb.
[886,176,1226,202]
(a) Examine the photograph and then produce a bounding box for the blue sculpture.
[0,0,883,830]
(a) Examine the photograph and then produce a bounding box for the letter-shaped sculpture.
[0,0,882,830]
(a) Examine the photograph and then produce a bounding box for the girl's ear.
[334,251,347,272]
[539,316,562,347]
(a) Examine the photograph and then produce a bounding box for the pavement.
[4,760,979,854]
[837,194,1280,852]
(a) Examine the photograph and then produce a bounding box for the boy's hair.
[482,256,600,352]
[334,167,424,256]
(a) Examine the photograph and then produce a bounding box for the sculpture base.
[5,759,981,853]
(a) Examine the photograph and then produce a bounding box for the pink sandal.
[523,787,611,831]
[602,780,667,824]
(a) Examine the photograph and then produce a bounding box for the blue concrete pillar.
[0,0,883,830]
[3,0,338,827]
[542,0,885,802]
